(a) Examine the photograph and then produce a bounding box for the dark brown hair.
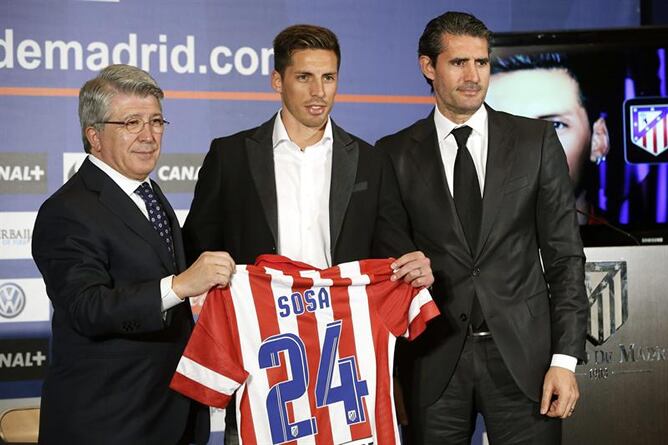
[273,24,341,75]
[418,11,492,88]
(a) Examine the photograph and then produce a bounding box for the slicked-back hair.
[79,64,164,153]
[418,11,492,88]
[273,24,341,76]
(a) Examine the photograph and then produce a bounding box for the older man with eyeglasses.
[32,64,233,444]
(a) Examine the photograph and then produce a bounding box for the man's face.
[420,33,490,123]
[487,68,590,183]
[87,93,163,181]
[271,49,338,132]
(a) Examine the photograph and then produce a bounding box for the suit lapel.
[329,121,358,252]
[246,117,279,244]
[79,159,176,272]
[477,106,514,259]
[407,114,471,256]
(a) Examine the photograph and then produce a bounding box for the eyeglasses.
[97,117,170,134]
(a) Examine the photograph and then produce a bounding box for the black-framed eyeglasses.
[97,117,170,134]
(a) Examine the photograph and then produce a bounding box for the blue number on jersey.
[258,320,369,444]
[258,333,317,444]
[315,320,369,424]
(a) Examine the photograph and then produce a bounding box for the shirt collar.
[272,109,333,150]
[434,104,488,141]
[87,154,149,197]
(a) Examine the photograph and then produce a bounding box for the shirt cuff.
[550,354,578,372]
[160,275,184,312]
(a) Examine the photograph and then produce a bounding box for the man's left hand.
[540,366,580,418]
[390,251,434,288]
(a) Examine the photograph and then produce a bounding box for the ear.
[590,116,610,162]
[271,70,283,94]
[85,126,102,153]
[419,55,436,82]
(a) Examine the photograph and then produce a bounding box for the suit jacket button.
[459,313,468,322]
[472,267,480,277]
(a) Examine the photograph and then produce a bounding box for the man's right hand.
[172,251,236,300]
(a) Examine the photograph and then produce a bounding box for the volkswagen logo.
[0,282,26,318]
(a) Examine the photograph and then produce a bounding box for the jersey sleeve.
[170,288,249,409]
[363,259,440,341]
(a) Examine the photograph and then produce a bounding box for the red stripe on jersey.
[217,283,258,444]
[408,300,440,340]
[325,266,373,441]
[358,260,397,444]
[169,288,248,406]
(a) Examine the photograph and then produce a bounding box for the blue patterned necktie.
[135,182,176,267]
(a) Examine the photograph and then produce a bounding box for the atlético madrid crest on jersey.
[629,102,668,156]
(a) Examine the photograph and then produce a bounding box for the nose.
[463,62,480,83]
[137,121,157,140]
[310,78,325,98]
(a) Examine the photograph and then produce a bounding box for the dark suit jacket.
[183,114,415,265]
[376,106,589,409]
[32,158,209,444]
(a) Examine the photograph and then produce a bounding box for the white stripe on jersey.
[404,287,434,338]
[175,355,241,396]
[265,267,317,445]
[339,261,378,440]
[229,265,270,445]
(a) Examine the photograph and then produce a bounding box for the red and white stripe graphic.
[634,109,668,156]
[171,255,439,444]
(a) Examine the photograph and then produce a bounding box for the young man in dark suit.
[184,24,431,281]
[183,24,433,444]
[32,64,235,444]
[376,12,589,444]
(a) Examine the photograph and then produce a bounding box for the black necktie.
[451,126,485,329]
[135,182,176,268]
[452,125,481,252]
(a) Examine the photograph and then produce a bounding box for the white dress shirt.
[272,111,333,269]
[88,155,182,312]
[432,107,577,372]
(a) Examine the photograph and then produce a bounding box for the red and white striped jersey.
[171,255,439,445]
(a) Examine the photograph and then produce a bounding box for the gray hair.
[78,64,164,153]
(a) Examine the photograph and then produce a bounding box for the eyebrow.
[538,113,566,120]
[450,57,490,63]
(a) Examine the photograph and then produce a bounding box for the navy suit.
[33,158,209,444]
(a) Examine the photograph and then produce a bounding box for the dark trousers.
[411,335,561,445]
